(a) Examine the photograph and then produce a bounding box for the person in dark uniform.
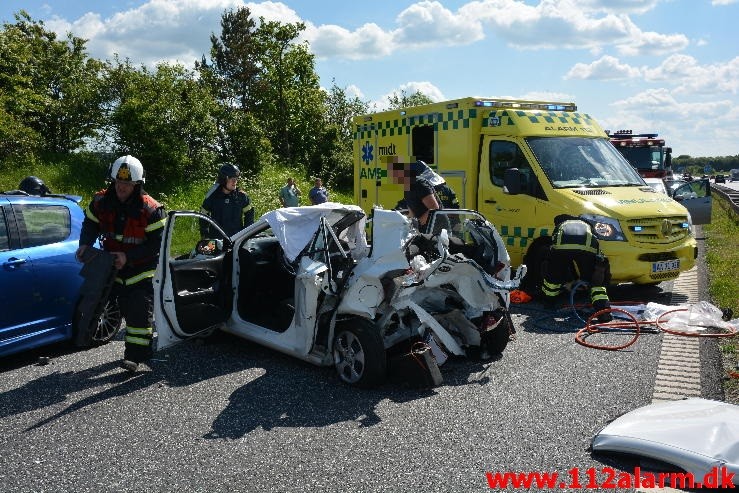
[412,160,459,209]
[389,161,440,232]
[541,215,612,322]
[75,155,167,372]
[18,176,51,195]
[200,163,254,237]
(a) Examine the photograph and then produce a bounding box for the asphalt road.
[0,251,723,492]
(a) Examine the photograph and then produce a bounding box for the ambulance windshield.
[527,137,643,188]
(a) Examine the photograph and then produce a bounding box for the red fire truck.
[607,129,672,178]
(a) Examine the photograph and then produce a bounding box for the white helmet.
[110,155,145,183]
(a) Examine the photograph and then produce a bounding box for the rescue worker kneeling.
[542,216,612,323]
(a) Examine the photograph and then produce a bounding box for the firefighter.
[200,163,254,237]
[75,155,167,372]
[541,215,613,322]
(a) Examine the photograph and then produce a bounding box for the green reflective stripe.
[590,287,609,302]
[243,204,253,212]
[542,280,562,296]
[145,217,166,232]
[553,244,598,254]
[85,206,99,223]
[115,270,155,286]
[125,335,151,346]
[126,326,153,336]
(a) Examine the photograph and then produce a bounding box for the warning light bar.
[474,100,577,112]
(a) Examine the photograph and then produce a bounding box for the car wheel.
[73,298,123,347]
[482,310,513,356]
[332,318,387,387]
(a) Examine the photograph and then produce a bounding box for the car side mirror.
[504,168,521,195]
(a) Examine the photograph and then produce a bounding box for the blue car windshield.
[526,136,644,188]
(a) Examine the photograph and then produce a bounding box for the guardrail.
[711,183,739,220]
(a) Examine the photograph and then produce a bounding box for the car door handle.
[3,257,27,269]
[484,199,497,204]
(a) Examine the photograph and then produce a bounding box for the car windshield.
[526,136,643,188]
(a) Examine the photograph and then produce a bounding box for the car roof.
[0,193,83,205]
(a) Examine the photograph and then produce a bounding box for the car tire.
[332,318,387,388]
[73,298,123,347]
[482,310,513,356]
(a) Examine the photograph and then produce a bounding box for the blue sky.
[2,0,738,157]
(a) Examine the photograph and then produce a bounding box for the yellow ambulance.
[353,97,698,285]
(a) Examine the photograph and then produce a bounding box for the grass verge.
[703,193,739,405]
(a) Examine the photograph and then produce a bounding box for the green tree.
[197,7,273,174]
[0,11,106,156]
[312,81,369,188]
[387,89,433,109]
[106,60,219,182]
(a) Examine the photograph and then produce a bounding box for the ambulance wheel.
[332,318,387,388]
[73,298,123,347]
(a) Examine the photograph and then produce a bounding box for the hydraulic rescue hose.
[575,306,738,351]
[514,281,737,351]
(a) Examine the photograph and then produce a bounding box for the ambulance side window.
[412,125,434,164]
[489,140,546,199]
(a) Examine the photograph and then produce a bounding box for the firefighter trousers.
[113,280,154,363]
[541,248,611,311]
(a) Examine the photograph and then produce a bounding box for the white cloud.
[372,81,446,111]
[457,0,687,55]
[577,0,662,14]
[604,89,739,156]
[40,0,691,65]
[565,55,643,80]
[304,23,392,60]
[393,1,484,47]
[712,0,738,5]
[644,54,739,95]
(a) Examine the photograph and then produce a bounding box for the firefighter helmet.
[109,155,145,183]
[18,176,50,195]
[217,163,240,184]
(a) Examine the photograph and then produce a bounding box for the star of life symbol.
[489,116,501,127]
[362,142,374,164]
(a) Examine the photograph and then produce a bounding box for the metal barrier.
[711,183,739,220]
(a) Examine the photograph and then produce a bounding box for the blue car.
[0,192,122,358]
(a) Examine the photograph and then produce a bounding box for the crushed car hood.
[591,398,739,478]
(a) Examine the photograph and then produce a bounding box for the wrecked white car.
[153,203,525,387]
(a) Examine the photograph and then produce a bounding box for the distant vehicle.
[714,174,726,184]
[729,169,739,182]
[643,177,668,195]
[661,179,713,224]
[607,130,672,178]
[0,192,121,358]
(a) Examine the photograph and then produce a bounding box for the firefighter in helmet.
[200,163,254,237]
[541,215,613,322]
[75,155,167,372]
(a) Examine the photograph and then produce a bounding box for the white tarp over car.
[591,398,739,478]
[260,203,368,262]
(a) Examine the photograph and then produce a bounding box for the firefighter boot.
[591,288,612,323]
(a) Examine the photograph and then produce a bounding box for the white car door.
[671,179,712,225]
[153,211,231,351]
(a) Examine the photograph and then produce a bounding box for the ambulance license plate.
[652,259,680,273]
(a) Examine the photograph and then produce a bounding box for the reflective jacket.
[80,185,166,285]
[552,219,599,254]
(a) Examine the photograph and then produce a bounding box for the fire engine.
[607,129,672,178]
